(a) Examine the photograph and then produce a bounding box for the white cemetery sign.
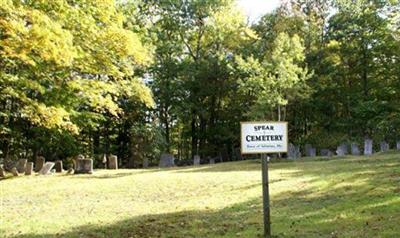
[241,121,288,154]
[240,121,288,238]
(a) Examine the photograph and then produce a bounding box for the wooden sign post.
[240,122,288,238]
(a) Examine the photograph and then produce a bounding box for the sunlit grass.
[1,152,400,237]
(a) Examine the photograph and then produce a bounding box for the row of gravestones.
[2,152,217,173]
[0,154,119,178]
[288,139,398,159]
[0,157,66,177]
[158,154,217,168]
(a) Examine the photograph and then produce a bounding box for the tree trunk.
[191,113,198,159]
[198,116,206,157]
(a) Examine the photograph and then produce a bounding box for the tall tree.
[0,0,153,163]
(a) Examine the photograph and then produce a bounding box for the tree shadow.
[68,171,138,179]
[3,198,266,238]
[5,181,400,238]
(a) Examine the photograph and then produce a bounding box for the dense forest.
[1,0,399,167]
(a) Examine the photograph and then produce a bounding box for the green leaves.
[0,0,155,159]
[237,32,311,120]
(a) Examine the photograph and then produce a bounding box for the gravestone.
[11,167,19,176]
[67,168,74,174]
[193,155,200,166]
[25,162,34,175]
[35,156,45,172]
[55,160,63,173]
[39,162,55,175]
[75,159,93,174]
[309,148,316,157]
[351,143,361,155]
[209,157,215,164]
[16,159,27,173]
[107,155,118,170]
[305,144,316,157]
[380,141,389,152]
[364,139,373,155]
[102,154,107,169]
[0,165,5,177]
[320,149,333,157]
[336,143,348,156]
[305,144,311,154]
[143,158,149,168]
[159,153,175,168]
[397,141,400,150]
[73,154,85,168]
[288,143,301,160]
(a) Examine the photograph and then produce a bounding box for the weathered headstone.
[107,155,118,170]
[351,143,361,155]
[11,167,19,176]
[2,158,16,171]
[0,165,5,177]
[380,141,389,152]
[397,141,400,150]
[55,160,63,173]
[25,162,34,175]
[102,154,107,169]
[75,159,93,174]
[143,158,149,168]
[287,143,301,160]
[305,144,316,157]
[364,139,373,155]
[309,148,316,157]
[159,153,175,168]
[304,144,311,152]
[193,155,200,166]
[336,143,348,156]
[39,162,55,175]
[16,159,27,173]
[67,167,74,174]
[73,154,85,168]
[209,157,215,164]
[320,149,333,157]
[35,156,45,172]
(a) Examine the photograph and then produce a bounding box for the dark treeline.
[0,0,399,167]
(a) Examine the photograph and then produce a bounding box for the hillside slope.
[1,153,400,237]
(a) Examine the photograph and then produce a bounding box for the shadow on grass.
[3,198,266,238]
[69,171,137,179]
[5,181,400,238]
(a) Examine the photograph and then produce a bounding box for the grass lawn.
[1,152,400,238]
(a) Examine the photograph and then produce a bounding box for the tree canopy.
[1,0,399,166]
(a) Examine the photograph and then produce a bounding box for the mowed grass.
[1,152,400,238]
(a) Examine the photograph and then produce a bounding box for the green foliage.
[237,32,311,120]
[1,0,400,163]
[0,0,154,161]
